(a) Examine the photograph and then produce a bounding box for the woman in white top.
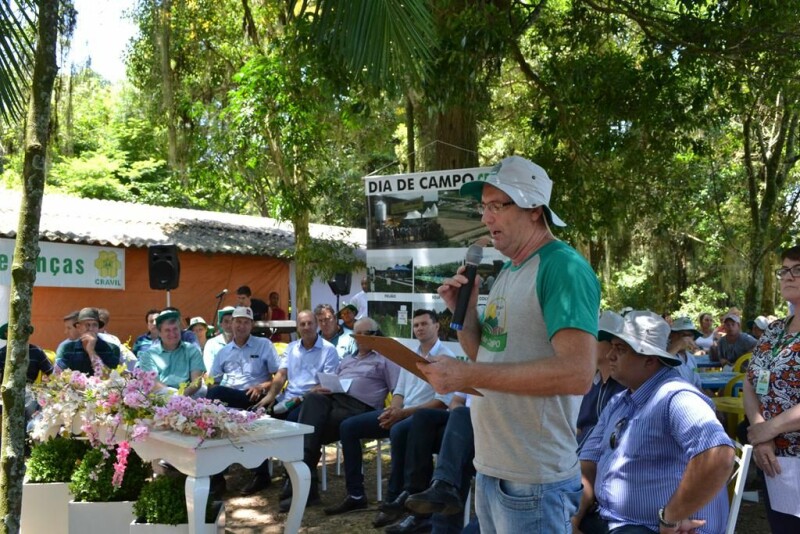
[694,312,716,353]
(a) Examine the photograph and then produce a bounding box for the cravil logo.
[94,250,121,278]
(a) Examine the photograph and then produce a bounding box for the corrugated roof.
[0,188,366,259]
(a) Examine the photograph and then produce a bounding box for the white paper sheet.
[317,373,352,393]
[765,456,800,517]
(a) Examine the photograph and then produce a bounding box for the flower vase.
[21,482,71,534]
[129,502,226,534]
[69,500,135,534]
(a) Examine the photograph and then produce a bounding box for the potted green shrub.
[131,475,225,533]
[22,437,90,534]
[68,446,150,534]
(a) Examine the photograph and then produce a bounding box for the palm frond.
[0,0,36,123]
[314,0,435,88]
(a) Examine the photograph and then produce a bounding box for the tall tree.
[0,2,64,532]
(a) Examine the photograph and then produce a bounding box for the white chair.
[319,438,390,499]
[725,442,753,534]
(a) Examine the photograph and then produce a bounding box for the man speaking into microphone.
[420,156,600,533]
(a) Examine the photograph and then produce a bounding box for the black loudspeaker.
[328,272,352,296]
[148,244,180,290]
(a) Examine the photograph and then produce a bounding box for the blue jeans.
[339,410,390,497]
[475,472,582,534]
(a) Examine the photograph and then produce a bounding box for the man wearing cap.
[137,310,206,397]
[423,155,600,532]
[315,303,357,359]
[188,317,209,349]
[133,309,161,356]
[748,315,769,339]
[667,316,704,390]
[574,311,734,534]
[204,306,235,372]
[206,306,281,409]
[338,304,358,330]
[55,307,121,376]
[576,311,626,450]
[709,313,757,367]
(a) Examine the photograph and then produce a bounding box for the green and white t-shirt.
[472,240,600,484]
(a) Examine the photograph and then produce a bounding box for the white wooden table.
[131,417,313,534]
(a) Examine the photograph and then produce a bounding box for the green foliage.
[69,447,149,502]
[133,475,216,525]
[26,437,90,483]
[676,285,727,324]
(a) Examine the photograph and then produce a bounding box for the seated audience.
[694,312,716,354]
[574,311,734,534]
[133,309,160,356]
[55,307,120,376]
[97,308,137,368]
[315,303,357,359]
[56,310,80,355]
[667,316,704,390]
[137,310,205,397]
[278,317,400,513]
[203,306,235,372]
[709,312,757,367]
[188,316,209,349]
[0,322,53,417]
[206,306,281,409]
[338,304,358,331]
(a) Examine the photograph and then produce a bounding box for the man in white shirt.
[324,309,455,528]
[203,306,235,372]
[350,276,369,319]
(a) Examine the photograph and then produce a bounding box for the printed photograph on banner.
[366,251,414,293]
[407,247,507,296]
[370,300,413,339]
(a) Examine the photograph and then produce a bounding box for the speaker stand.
[165,289,172,308]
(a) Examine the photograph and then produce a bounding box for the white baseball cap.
[232,306,254,320]
[460,155,566,227]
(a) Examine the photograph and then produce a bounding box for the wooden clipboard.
[353,335,482,396]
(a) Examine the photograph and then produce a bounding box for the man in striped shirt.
[575,311,734,534]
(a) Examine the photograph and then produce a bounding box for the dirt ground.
[217,446,771,534]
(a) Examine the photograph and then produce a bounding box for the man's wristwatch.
[658,507,679,529]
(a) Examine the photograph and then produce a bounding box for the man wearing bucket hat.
[667,316,704,390]
[574,311,733,534]
[709,313,757,367]
[423,155,601,532]
[55,307,121,375]
[203,306,235,372]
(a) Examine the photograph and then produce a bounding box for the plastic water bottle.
[273,396,303,415]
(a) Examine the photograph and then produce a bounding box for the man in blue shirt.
[55,307,120,376]
[575,311,734,534]
[207,306,281,408]
[133,308,160,356]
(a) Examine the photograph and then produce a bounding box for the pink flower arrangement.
[32,367,267,486]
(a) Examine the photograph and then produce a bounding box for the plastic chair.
[732,353,751,373]
[713,373,746,438]
[725,442,753,534]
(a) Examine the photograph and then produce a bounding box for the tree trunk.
[156,0,184,186]
[292,208,311,312]
[405,93,415,173]
[0,1,59,532]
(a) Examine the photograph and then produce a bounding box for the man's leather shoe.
[405,481,463,516]
[278,487,321,513]
[324,494,368,515]
[373,508,405,528]
[379,491,410,513]
[385,514,432,534]
[239,473,272,496]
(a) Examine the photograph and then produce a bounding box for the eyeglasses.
[477,201,516,215]
[775,265,800,280]
[354,330,378,336]
[609,418,628,449]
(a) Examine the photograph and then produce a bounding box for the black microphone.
[450,244,484,331]
[215,288,228,299]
